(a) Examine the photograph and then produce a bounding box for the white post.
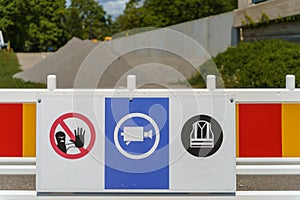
[286,75,295,90]
[127,75,136,90]
[127,75,136,101]
[47,75,57,90]
[206,75,216,90]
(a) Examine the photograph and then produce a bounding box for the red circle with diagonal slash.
[50,113,96,159]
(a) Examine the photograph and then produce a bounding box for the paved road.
[237,175,300,191]
[1,175,300,191]
[0,175,35,190]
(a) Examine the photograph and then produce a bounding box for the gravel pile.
[16,52,54,70]
[14,36,200,89]
[14,37,99,88]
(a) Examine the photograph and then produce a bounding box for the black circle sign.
[181,115,223,158]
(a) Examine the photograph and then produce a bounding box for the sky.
[99,0,129,19]
[66,0,130,19]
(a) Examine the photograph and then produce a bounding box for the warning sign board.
[49,112,96,159]
[36,92,235,194]
[36,94,102,192]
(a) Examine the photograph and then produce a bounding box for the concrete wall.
[119,12,235,57]
[234,0,300,27]
[238,0,252,8]
[169,12,235,57]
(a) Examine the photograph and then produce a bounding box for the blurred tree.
[64,5,82,39]
[0,0,237,51]
[65,0,109,40]
[111,0,237,34]
[0,0,30,51]
[0,0,66,52]
[26,0,66,51]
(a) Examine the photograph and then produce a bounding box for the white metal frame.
[3,157,300,175]
[0,158,35,175]
[1,75,300,175]
[1,75,300,199]
[0,191,299,199]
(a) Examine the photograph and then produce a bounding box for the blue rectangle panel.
[105,98,169,189]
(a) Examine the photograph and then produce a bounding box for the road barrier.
[1,75,300,159]
[1,75,300,158]
[1,75,300,197]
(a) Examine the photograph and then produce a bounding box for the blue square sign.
[105,98,169,189]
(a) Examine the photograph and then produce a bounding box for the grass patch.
[0,51,45,88]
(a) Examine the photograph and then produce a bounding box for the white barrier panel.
[36,90,235,195]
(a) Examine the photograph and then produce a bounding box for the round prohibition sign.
[50,112,96,159]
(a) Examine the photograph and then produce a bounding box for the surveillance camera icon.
[121,127,153,145]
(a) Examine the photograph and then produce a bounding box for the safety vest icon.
[190,120,214,148]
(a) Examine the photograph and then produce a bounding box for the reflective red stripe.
[239,104,282,157]
[0,104,23,156]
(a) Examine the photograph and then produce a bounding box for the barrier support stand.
[127,75,136,101]
[207,75,216,90]
[47,75,57,91]
[286,75,295,90]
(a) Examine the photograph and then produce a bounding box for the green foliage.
[189,59,224,88]
[26,0,67,52]
[65,0,109,40]
[112,0,237,34]
[242,13,300,29]
[189,39,300,88]
[0,0,67,52]
[0,0,29,51]
[259,12,270,25]
[242,14,256,27]
[0,0,238,51]
[0,0,110,52]
[0,51,45,88]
